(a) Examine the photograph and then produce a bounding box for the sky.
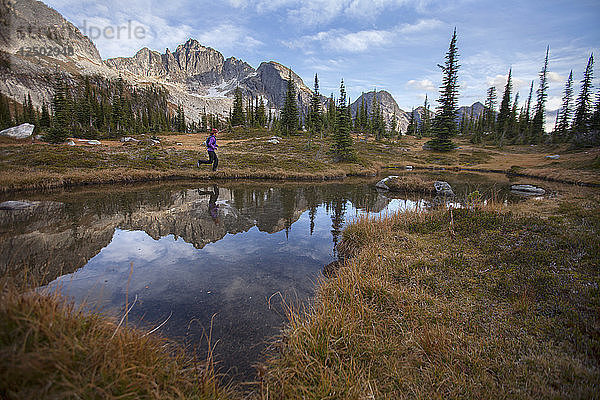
[46,0,600,113]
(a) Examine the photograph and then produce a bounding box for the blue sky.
[47,0,599,112]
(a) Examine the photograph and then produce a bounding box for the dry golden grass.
[259,195,600,399]
[1,130,597,192]
[385,174,436,194]
[0,278,236,399]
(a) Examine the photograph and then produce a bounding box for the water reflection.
[0,181,436,381]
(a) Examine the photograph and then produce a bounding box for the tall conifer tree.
[572,53,594,135]
[531,46,550,143]
[281,70,299,136]
[428,28,460,151]
[556,70,574,138]
[496,69,513,145]
[331,80,355,161]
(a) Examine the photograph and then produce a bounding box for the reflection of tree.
[330,198,346,257]
[281,187,296,238]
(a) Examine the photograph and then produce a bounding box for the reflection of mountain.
[0,181,387,284]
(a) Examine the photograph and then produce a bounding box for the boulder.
[405,165,413,170]
[67,140,76,146]
[375,175,398,190]
[510,184,545,196]
[545,154,560,160]
[0,123,35,139]
[434,181,455,196]
[87,140,102,145]
[267,139,279,144]
[120,136,139,143]
[0,200,36,210]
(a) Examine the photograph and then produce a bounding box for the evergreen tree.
[406,108,416,136]
[496,69,513,145]
[589,91,600,132]
[427,28,460,151]
[484,86,497,134]
[0,94,12,130]
[256,98,267,127]
[571,53,594,135]
[331,80,355,161]
[231,87,245,126]
[39,102,50,130]
[519,81,535,144]
[46,77,69,143]
[420,94,431,138]
[308,73,322,146]
[507,93,519,142]
[556,70,574,138]
[281,70,299,136]
[326,94,336,137]
[531,46,550,143]
[390,112,398,137]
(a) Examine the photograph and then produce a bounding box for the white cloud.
[406,78,435,91]
[197,24,263,51]
[486,73,528,94]
[285,19,443,54]
[547,71,565,83]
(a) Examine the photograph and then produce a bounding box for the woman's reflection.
[197,185,220,224]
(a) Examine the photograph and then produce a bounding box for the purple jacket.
[207,135,218,152]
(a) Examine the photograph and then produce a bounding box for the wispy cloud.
[406,78,435,91]
[284,19,443,53]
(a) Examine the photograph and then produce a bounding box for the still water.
[0,175,522,381]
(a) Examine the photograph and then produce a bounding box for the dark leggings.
[199,151,218,171]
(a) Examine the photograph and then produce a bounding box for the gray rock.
[0,200,36,210]
[67,140,76,146]
[87,140,102,145]
[510,184,545,195]
[375,175,398,190]
[405,165,413,170]
[0,123,35,139]
[545,154,560,160]
[120,137,139,143]
[266,139,279,144]
[434,181,455,196]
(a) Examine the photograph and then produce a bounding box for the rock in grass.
[375,176,398,190]
[510,184,545,196]
[0,123,35,139]
[545,154,560,160]
[0,201,35,210]
[434,181,455,196]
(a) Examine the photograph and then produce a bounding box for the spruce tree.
[483,86,497,135]
[46,77,69,143]
[231,87,245,127]
[519,81,534,144]
[0,94,12,130]
[572,53,594,135]
[407,108,416,136]
[589,91,600,133]
[496,69,513,145]
[531,46,550,143]
[556,70,574,139]
[331,80,355,161]
[427,28,460,151]
[256,98,266,127]
[281,70,299,136]
[308,73,322,145]
[421,94,431,138]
